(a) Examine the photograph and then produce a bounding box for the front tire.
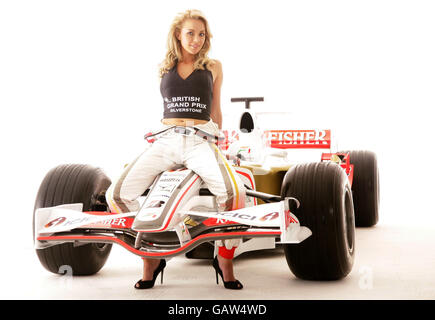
[33,164,113,275]
[281,162,355,280]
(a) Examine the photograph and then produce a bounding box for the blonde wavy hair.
[159,9,214,78]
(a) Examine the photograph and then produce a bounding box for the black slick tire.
[281,162,355,280]
[33,164,113,275]
[341,150,379,227]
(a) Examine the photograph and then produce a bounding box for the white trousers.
[105,120,243,252]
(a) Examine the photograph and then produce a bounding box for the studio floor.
[3,219,435,300]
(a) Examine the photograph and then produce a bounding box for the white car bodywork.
[35,98,338,258]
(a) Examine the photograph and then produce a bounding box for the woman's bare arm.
[210,60,223,129]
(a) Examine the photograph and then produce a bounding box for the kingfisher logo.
[44,217,66,228]
[264,129,331,149]
[259,212,279,221]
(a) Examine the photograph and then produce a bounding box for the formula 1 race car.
[33,97,379,281]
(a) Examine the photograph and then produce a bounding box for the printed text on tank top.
[161,63,213,121]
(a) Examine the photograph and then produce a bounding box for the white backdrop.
[1,0,434,284]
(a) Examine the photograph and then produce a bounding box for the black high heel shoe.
[134,259,166,289]
[212,256,243,290]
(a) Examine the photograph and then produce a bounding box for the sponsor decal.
[137,209,161,221]
[156,184,176,195]
[43,214,135,231]
[140,196,169,221]
[214,210,281,224]
[216,211,257,221]
[259,212,279,221]
[203,218,238,226]
[219,130,239,151]
[181,223,189,235]
[238,146,251,154]
[82,217,134,229]
[145,200,166,209]
[264,129,331,149]
[159,178,183,183]
[44,217,66,228]
[44,216,92,229]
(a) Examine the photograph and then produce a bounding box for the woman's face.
[177,18,206,57]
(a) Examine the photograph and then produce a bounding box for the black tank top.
[160,63,213,121]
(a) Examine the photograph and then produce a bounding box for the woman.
[105,9,245,290]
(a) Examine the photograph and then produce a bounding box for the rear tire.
[281,162,355,280]
[341,150,379,227]
[33,164,113,275]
